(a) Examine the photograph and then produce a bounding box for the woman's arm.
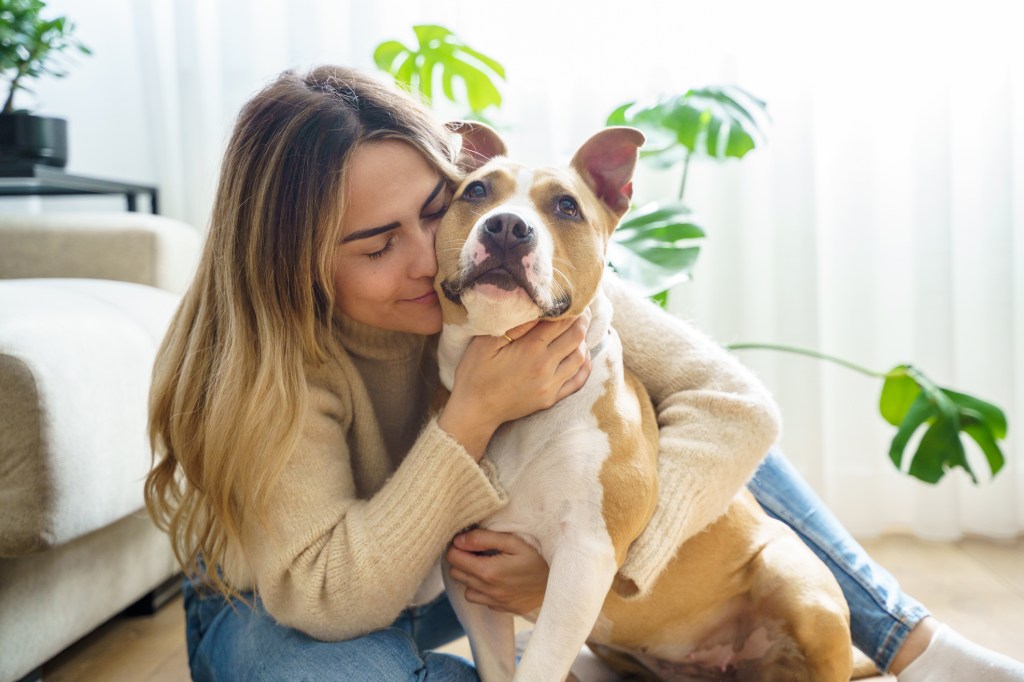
[606,274,782,597]
[233,370,508,641]
[232,315,589,641]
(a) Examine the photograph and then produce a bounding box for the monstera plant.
[607,88,1007,485]
[372,27,1008,486]
[373,24,505,119]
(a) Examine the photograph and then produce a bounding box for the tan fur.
[591,491,852,680]
[594,360,660,567]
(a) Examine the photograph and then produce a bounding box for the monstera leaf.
[607,200,704,301]
[373,25,505,114]
[880,365,1007,484]
[730,345,1009,485]
[607,85,769,170]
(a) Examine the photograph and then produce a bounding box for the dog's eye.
[556,196,579,217]
[463,181,487,200]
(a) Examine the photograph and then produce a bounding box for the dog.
[434,122,852,682]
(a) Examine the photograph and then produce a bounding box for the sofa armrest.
[0,278,179,556]
[0,212,201,294]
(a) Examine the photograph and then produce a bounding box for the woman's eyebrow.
[342,222,400,243]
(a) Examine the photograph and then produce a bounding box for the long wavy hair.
[145,65,460,598]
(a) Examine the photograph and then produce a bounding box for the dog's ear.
[570,127,645,217]
[446,121,508,172]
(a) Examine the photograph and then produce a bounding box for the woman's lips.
[406,290,439,304]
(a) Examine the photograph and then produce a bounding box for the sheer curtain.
[131,0,1022,539]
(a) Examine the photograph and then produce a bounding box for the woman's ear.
[446,121,508,172]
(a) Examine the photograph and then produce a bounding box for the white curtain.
[128,0,1022,539]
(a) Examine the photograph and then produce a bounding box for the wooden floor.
[42,534,1024,681]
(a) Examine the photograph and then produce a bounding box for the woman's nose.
[411,225,438,279]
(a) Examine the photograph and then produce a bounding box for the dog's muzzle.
[440,212,571,317]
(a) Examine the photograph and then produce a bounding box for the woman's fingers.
[446,529,549,615]
[555,346,592,401]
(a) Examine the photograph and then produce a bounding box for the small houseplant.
[0,0,90,169]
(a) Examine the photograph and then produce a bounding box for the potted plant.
[0,0,90,169]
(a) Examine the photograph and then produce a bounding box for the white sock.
[898,624,1024,682]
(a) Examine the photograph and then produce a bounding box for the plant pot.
[0,113,68,169]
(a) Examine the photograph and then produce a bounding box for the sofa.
[0,212,201,682]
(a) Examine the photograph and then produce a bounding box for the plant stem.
[726,342,888,379]
[678,151,691,201]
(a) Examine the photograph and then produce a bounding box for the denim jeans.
[183,580,475,681]
[184,448,928,679]
[748,448,930,671]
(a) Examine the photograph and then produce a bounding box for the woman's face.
[334,140,451,335]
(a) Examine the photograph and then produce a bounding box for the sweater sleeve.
[235,373,507,641]
[606,275,782,598]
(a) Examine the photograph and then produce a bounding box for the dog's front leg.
[514,539,618,682]
[442,553,517,682]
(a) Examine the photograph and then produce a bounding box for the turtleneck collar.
[334,313,427,362]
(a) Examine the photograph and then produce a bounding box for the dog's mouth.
[440,258,571,317]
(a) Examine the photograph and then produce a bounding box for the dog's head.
[435,123,645,335]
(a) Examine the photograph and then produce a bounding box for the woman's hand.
[439,311,592,459]
[446,528,549,615]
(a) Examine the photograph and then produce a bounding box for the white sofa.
[0,212,200,682]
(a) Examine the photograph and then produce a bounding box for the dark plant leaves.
[880,365,1006,484]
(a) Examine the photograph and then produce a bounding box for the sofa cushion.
[0,212,201,294]
[0,278,179,556]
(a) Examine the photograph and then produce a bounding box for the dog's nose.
[483,213,534,249]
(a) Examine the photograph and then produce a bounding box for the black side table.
[0,163,159,214]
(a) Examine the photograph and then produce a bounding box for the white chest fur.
[439,286,645,682]
[479,324,629,560]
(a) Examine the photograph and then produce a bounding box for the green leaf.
[458,45,506,79]
[944,389,1007,439]
[607,200,704,297]
[888,393,932,470]
[879,365,1007,484]
[962,419,1006,477]
[371,24,505,115]
[373,40,408,72]
[608,85,770,169]
[394,53,416,89]
[650,290,670,308]
[412,24,453,46]
[911,417,969,484]
[606,102,632,126]
[607,241,701,298]
[418,55,435,102]
[446,59,502,112]
[879,366,921,426]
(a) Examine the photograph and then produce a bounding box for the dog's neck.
[437,283,613,392]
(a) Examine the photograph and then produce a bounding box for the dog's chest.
[479,337,636,553]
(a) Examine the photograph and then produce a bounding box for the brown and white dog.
[435,122,852,682]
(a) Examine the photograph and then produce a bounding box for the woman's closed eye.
[422,202,449,222]
[366,236,396,260]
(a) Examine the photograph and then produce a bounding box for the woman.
[145,65,1022,681]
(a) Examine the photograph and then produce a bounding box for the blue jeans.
[183,581,475,681]
[184,449,927,679]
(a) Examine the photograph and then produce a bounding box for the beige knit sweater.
[222,275,780,641]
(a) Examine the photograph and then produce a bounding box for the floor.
[41,535,1024,681]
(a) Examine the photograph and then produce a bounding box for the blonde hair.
[145,65,459,598]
